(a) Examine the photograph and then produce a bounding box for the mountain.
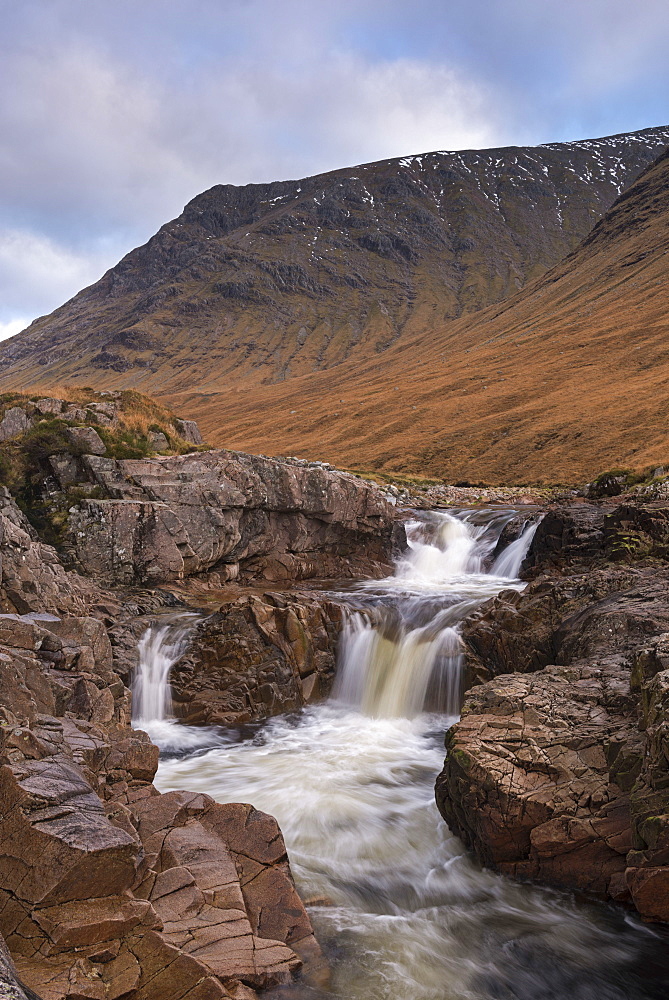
[1,125,668,397]
[168,144,669,485]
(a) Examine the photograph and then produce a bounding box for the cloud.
[0,227,118,322]
[0,319,33,344]
[1,0,668,333]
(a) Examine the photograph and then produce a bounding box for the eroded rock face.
[170,593,344,726]
[0,478,326,995]
[0,489,98,617]
[437,501,669,923]
[436,664,637,898]
[68,450,399,585]
[0,715,320,1000]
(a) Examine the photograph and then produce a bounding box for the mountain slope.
[1,126,668,394]
[167,146,669,484]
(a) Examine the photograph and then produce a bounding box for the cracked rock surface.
[436,500,669,922]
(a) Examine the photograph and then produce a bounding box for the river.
[133,509,669,1000]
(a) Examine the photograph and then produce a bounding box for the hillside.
[167,146,669,484]
[1,126,668,395]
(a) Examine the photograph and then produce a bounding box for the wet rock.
[64,426,106,456]
[170,593,344,726]
[0,408,32,443]
[438,501,669,921]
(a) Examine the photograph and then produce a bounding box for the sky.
[1,0,668,339]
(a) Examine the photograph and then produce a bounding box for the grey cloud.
[1,0,668,335]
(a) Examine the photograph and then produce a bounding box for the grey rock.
[174,418,203,445]
[34,397,64,416]
[67,449,398,585]
[148,430,169,451]
[48,452,84,489]
[0,408,32,443]
[64,426,106,455]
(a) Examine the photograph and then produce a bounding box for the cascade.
[131,613,215,749]
[333,509,538,718]
[147,507,665,1000]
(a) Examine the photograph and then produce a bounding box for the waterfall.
[491,519,539,578]
[155,502,667,999]
[333,510,538,718]
[131,614,217,749]
[132,623,190,725]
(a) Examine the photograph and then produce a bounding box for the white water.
[332,511,537,719]
[143,510,667,999]
[132,613,219,749]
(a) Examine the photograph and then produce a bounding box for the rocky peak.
[1,126,667,395]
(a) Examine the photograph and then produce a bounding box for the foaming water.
[132,613,220,750]
[158,706,668,1000]
[332,510,538,718]
[150,509,669,998]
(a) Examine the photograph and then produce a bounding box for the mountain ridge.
[165,145,669,484]
[2,124,668,396]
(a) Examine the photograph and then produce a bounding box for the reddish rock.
[171,593,344,726]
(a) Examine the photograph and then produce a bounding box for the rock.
[0,714,319,999]
[62,407,88,423]
[64,426,106,456]
[148,431,169,451]
[48,453,85,489]
[0,611,128,727]
[0,490,98,617]
[0,931,34,1000]
[175,419,203,445]
[34,398,64,417]
[170,593,344,726]
[436,664,637,897]
[0,408,32,443]
[67,449,399,585]
[437,500,669,921]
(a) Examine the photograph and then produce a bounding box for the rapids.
[136,509,669,1000]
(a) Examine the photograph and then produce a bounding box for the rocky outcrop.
[66,450,399,585]
[0,489,99,617]
[524,499,669,574]
[0,470,332,994]
[0,716,321,1000]
[170,593,345,726]
[437,499,669,922]
[0,611,128,730]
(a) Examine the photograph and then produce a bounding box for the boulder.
[0,408,32,443]
[148,431,169,451]
[64,426,106,456]
[174,419,203,445]
[34,398,64,417]
[170,593,344,726]
[436,664,637,897]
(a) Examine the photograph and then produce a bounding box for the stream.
[133,509,669,1000]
